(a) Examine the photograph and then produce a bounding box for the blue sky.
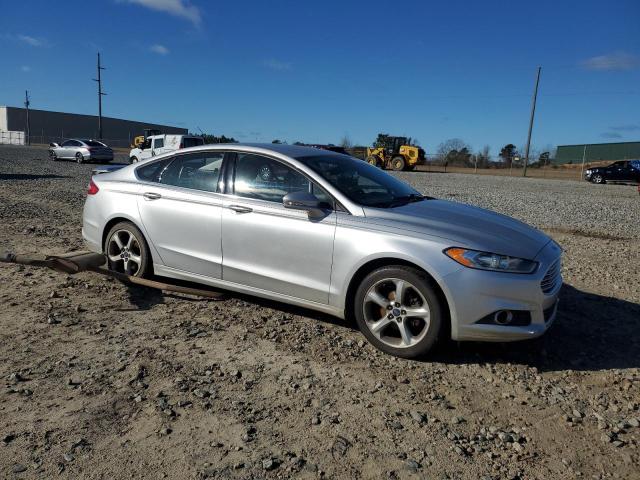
[1,0,639,155]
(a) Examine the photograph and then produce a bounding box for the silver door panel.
[137,185,223,278]
[221,196,336,304]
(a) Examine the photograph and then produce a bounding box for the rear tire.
[104,221,152,278]
[354,266,443,359]
[391,156,406,171]
[76,152,84,164]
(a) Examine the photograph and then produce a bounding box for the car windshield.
[297,154,425,208]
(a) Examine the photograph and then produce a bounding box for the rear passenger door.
[136,151,227,278]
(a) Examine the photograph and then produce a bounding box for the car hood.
[363,199,550,259]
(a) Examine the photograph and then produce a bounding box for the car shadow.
[120,283,165,311]
[0,173,70,180]
[118,278,640,372]
[430,284,640,372]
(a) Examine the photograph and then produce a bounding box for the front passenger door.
[221,153,336,304]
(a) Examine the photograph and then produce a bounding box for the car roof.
[214,143,346,159]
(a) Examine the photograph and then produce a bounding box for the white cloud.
[150,44,170,55]
[20,65,31,72]
[582,52,640,71]
[17,34,47,47]
[122,0,201,25]
[262,59,292,71]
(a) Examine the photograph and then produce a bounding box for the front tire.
[391,156,406,171]
[367,156,381,168]
[592,174,605,184]
[76,152,84,164]
[130,156,138,164]
[104,222,151,278]
[354,266,443,359]
[50,151,58,161]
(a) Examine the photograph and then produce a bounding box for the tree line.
[191,132,555,169]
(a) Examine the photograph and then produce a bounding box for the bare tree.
[436,138,469,160]
[340,134,353,149]
[475,145,491,168]
[437,138,472,166]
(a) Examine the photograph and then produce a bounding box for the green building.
[555,141,640,164]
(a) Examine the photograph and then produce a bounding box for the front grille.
[540,259,562,295]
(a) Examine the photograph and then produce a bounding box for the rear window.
[136,157,173,182]
[183,137,204,148]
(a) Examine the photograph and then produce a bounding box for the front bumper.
[442,240,562,342]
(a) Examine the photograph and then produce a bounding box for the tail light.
[87,179,99,195]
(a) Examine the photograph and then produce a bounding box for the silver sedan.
[49,139,114,163]
[82,144,562,358]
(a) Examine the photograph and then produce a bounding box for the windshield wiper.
[384,194,426,208]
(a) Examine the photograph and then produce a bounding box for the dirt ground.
[1,145,639,479]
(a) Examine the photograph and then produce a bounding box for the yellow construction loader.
[130,129,162,148]
[366,135,425,171]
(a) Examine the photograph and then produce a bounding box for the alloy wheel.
[106,229,143,276]
[362,277,431,348]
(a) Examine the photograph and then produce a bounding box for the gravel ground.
[1,145,639,479]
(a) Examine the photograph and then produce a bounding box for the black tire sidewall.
[104,221,152,277]
[366,156,380,168]
[354,266,443,359]
[392,157,405,171]
[76,152,84,164]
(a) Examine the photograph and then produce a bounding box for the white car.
[129,134,204,163]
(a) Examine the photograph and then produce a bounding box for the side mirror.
[49,142,59,148]
[283,191,324,217]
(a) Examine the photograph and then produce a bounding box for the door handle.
[143,192,162,200]
[227,204,253,214]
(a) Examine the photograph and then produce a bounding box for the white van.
[129,134,205,163]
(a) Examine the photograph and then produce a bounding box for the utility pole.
[93,53,106,139]
[24,90,31,145]
[523,66,541,177]
[579,144,588,180]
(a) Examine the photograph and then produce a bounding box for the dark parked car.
[584,160,640,184]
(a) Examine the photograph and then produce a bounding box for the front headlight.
[444,247,538,274]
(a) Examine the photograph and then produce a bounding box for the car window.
[234,153,323,204]
[183,137,204,148]
[62,140,74,147]
[158,153,224,192]
[153,138,164,149]
[136,157,174,183]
